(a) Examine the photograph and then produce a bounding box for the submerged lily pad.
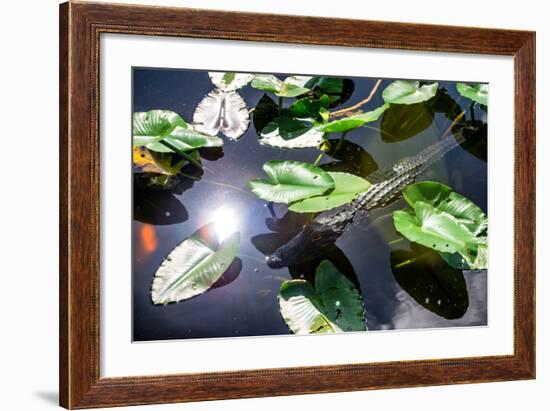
[289,172,371,213]
[391,244,469,319]
[133,110,223,153]
[279,260,366,334]
[151,223,240,304]
[382,80,438,105]
[380,102,434,143]
[248,160,334,203]
[320,139,379,178]
[456,83,488,106]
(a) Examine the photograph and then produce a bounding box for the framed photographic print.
[59,1,535,409]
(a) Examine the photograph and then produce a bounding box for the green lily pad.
[279,260,366,334]
[316,103,389,133]
[289,172,371,213]
[456,83,488,106]
[208,72,254,91]
[248,160,334,203]
[304,77,355,107]
[288,95,330,121]
[151,223,240,304]
[402,182,487,236]
[394,182,488,270]
[393,202,480,259]
[251,74,311,97]
[382,80,438,105]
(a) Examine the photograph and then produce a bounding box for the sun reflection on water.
[210,207,238,242]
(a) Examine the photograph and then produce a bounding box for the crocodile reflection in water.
[266,125,477,268]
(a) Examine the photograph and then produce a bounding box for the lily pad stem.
[334,131,349,154]
[159,140,203,170]
[278,96,283,115]
[330,79,382,118]
[312,152,324,166]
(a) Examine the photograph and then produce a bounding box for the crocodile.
[266,126,475,268]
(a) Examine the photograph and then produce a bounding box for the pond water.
[132,68,488,341]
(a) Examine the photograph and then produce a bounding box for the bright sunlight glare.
[211,207,238,242]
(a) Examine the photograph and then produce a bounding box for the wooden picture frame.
[59,1,535,408]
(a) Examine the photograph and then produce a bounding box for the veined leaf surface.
[151,223,240,304]
[279,260,366,334]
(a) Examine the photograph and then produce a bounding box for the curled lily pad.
[279,260,366,334]
[193,90,250,139]
[151,223,240,304]
[251,74,311,98]
[382,80,438,105]
[289,172,371,213]
[456,83,488,106]
[133,110,223,153]
[393,202,479,258]
[440,242,487,270]
[402,182,487,237]
[248,160,334,203]
[394,181,488,270]
[208,72,254,91]
[316,104,389,133]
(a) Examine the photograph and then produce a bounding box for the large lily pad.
[151,223,240,304]
[393,202,480,259]
[279,260,366,334]
[456,83,488,106]
[402,182,487,237]
[248,160,334,203]
[133,110,223,153]
[382,80,438,105]
[394,181,488,270]
[316,104,389,133]
[289,172,371,213]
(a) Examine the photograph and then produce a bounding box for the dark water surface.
[132,68,488,341]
